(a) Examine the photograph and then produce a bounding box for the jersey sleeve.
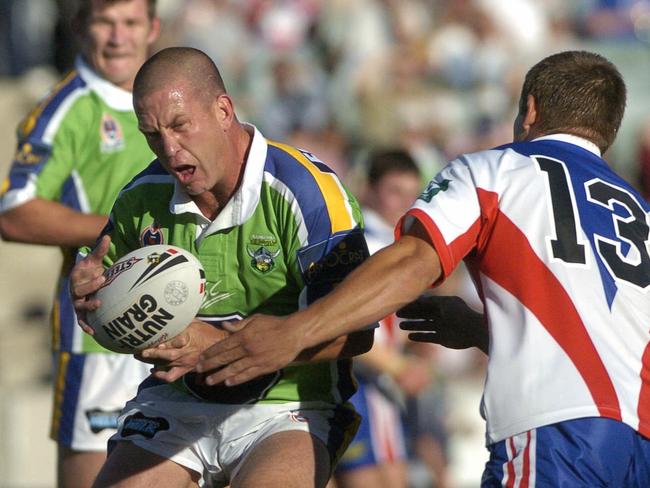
[396,156,484,283]
[273,148,369,306]
[0,95,80,213]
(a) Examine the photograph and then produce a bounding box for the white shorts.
[51,351,151,451]
[110,384,360,487]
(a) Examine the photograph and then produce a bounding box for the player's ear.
[214,94,235,130]
[522,94,538,130]
[146,16,161,45]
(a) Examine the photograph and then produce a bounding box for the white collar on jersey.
[75,55,134,112]
[168,123,268,236]
[532,133,601,157]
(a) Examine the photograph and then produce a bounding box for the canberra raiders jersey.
[0,56,154,353]
[97,125,369,405]
[397,134,650,444]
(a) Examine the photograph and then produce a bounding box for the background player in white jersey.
[70,47,374,487]
[199,50,650,486]
[0,1,160,486]
[334,148,431,488]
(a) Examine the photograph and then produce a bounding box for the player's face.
[371,171,422,226]
[136,83,234,198]
[81,0,160,91]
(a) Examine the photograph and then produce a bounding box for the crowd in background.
[3,0,650,189]
[2,0,650,486]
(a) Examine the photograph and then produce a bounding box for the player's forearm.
[294,329,374,364]
[290,233,441,352]
[0,198,107,247]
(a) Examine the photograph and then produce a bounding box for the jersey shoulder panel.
[17,70,88,145]
[265,141,361,237]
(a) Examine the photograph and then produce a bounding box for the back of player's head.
[133,47,227,104]
[518,50,626,153]
[74,0,158,25]
[366,148,420,187]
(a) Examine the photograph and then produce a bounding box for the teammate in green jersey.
[70,47,374,487]
[0,1,160,486]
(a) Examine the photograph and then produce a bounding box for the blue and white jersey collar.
[75,55,134,111]
[532,133,601,157]
[169,124,268,237]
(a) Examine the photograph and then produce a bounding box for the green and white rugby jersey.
[0,57,154,353]
[98,126,369,404]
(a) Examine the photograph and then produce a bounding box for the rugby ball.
[87,245,206,354]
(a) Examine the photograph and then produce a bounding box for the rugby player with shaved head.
[71,47,374,487]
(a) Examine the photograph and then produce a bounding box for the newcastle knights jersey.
[397,134,650,444]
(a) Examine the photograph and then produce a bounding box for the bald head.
[133,47,227,105]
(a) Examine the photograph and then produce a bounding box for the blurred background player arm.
[0,197,107,247]
[398,295,488,354]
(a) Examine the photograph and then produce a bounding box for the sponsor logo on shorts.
[100,113,125,153]
[121,412,169,439]
[419,178,450,203]
[85,408,121,433]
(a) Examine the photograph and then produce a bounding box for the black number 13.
[536,156,650,289]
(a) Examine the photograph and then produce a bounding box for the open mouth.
[175,165,196,184]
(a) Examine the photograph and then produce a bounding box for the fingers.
[70,267,106,300]
[195,338,245,373]
[150,365,190,383]
[399,319,437,332]
[202,360,259,387]
[407,332,440,344]
[139,346,183,363]
[222,320,246,333]
[77,318,95,335]
[89,235,111,264]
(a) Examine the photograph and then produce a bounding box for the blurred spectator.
[0,0,58,76]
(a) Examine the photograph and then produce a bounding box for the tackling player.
[0,1,159,486]
[199,50,650,486]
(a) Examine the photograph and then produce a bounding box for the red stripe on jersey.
[520,431,531,488]
[637,342,650,437]
[506,437,516,488]
[477,189,622,420]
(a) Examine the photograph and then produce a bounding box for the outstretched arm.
[196,220,441,386]
[0,198,107,247]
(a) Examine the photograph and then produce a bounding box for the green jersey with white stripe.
[98,126,369,404]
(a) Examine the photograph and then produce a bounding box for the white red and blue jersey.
[397,134,650,445]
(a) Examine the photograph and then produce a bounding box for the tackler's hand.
[195,314,305,387]
[398,295,488,353]
[138,319,230,383]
